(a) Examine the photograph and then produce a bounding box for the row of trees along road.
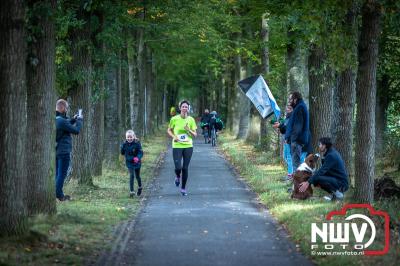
[1,0,399,236]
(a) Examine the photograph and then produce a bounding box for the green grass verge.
[0,130,167,266]
[218,133,399,266]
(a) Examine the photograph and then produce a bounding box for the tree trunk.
[222,68,230,122]
[308,45,334,150]
[127,32,140,131]
[91,94,104,176]
[354,0,381,203]
[150,51,159,130]
[335,69,356,177]
[260,13,269,146]
[120,49,128,131]
[26,0,57,215]
[335,5,358,180]
[375,75,389,155]
[287,31,309,106]
[136,26,145,137]
[145,46,153,135]
[117,51,123,136]
[229,33,242,135]
[104,67,120,167]
[246,107,261,142]
[226,60,236,132]
[90,14,105,177]
[236,57,250,139]
[0,0,28,236]
[69,12,93,186]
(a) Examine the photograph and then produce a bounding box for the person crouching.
[299,137,349,201]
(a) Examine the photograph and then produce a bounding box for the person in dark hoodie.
[299,137,349,201]
[55,99,83,201]
[284,91,311,171]
[121,130,144,197]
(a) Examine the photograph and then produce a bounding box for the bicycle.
[211,126,217,147]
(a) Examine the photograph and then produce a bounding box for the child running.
[120,130,143,197]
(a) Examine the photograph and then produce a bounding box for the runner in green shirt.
[167,100,197,196]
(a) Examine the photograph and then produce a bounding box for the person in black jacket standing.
[55,99,83,201]
[285,92,311,171]
[299,137,349,200]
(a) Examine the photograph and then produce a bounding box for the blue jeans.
[56,153,70,198]
[300,152,307,164]
[291,142,308,171]
[283,143,293,175]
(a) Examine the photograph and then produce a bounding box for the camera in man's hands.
[74,108,83,119]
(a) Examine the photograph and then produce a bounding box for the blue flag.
[238,75,281,119]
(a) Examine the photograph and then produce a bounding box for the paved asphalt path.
[97,137,313,266]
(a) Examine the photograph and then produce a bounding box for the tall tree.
[90,9,105,177]
[286,31,309,106]
[0,0,28,236]
[308,45,335,150]
[104,66,120,167]
[335,3,358,179]
[354,0,381,203]
[68,5,93,186]
[236,53,250,139]
[26,0,57,214]
[145,46,154,134]
[259,13,269,147]
[127,33,140,131]
[136,7,146,137]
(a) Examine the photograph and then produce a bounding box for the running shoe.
[180,189,187,196]
[57,195,71,201]
[129,191,135,198]
[175,176,180,187]
[137,187,142,196]
[323,190,344,201]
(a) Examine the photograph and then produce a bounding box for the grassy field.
[0,131,167,266]
[218,133,400,266]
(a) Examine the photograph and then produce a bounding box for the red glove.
[133,157,139,163]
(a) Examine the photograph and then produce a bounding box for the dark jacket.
[285,99,310,145]
[56,111,82,156]
[200,113,211,124]
[209,113,221,129]
[308,147,349,189]
[120,140,143,169]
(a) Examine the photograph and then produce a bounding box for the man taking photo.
[55,99,83,201]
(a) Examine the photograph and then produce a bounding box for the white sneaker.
[323,191,344,201]
[323,195,333,201]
